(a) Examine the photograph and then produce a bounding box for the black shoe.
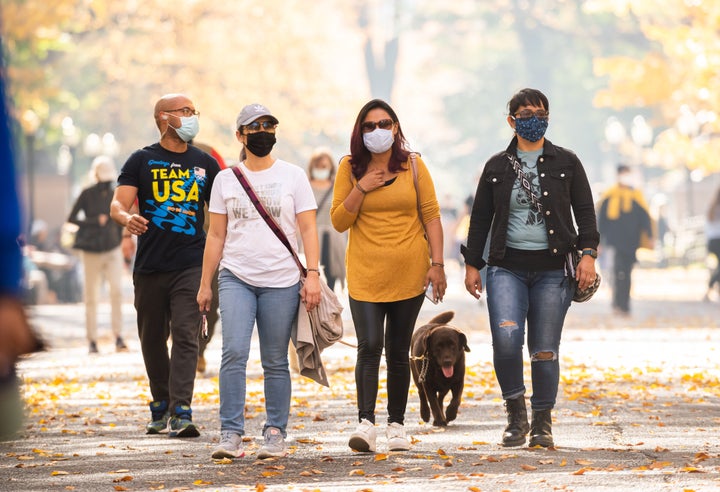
[89,341,98,354]
[528,409,554,448]
[501,396,529,447]
[116,337,128,352]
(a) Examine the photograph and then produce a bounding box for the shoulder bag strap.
[409,153,425,229]
[231,166,306,276]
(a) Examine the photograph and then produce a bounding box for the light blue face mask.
[169,115,199,142]
[363,128,394,154]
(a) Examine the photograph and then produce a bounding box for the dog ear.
[459,332,470,352]
[419,330,432,354]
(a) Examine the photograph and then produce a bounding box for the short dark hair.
[617,164,631,174]
[507,88,549,116]
[349,99,410,179]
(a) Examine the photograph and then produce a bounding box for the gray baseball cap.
[236,103,279,129]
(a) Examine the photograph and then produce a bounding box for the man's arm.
[111,185,148,236]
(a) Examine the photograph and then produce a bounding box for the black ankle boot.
[528,409,554,448]
[501,396,529,447]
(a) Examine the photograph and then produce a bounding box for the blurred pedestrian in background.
[331,98,446,453]
[462,88,599,449]
[597,164,653,316]
[198,103,320,460]
[307,147,346,292]
[67,155,127,354]
[703,187,720,302]
[191,140,227,374]
[111,93,220,438]
[0,68,42,440]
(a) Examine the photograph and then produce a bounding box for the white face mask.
[618,174,635,187]
[363,128,394,154]
[312,168,331,180]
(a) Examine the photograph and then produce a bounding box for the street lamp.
[21,109,41,236]
[60,116,80,202]
[630,115,653,185]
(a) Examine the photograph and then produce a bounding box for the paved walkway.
[2,265,719,491]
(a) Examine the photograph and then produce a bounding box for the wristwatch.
[581,249,598,259]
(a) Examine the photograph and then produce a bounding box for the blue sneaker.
[146,400,170,434]
[168,405,199,438]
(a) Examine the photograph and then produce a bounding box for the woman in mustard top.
[331,99,446,453]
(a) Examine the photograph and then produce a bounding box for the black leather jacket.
[461,137,599,270]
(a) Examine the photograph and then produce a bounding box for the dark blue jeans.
[486,266,572,410]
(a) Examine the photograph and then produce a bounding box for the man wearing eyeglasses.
[110,93,221,438]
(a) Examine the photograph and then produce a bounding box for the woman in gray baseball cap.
[198,103,321,460]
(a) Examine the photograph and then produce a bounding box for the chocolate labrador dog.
[410,311,470,427]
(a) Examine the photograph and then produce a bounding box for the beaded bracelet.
[355,183,367,195]
[431,262,444,268]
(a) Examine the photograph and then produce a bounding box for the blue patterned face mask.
[514,115,548,142]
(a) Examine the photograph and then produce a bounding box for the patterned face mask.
[513,115,548,142]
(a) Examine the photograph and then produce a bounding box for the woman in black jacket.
[462,88,599,448]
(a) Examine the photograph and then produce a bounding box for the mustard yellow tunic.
[330,154,440,302]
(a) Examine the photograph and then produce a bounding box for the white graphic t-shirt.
[209,159,317,287]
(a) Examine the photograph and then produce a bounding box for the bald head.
[154,93,194,125]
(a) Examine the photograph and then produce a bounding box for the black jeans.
[612,250,635,313]
[349,293,425,425]
[133,266,201,413]
[708,239,720,290]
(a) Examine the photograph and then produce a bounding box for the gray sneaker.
[211,430,244,459]
[257,426,287,459]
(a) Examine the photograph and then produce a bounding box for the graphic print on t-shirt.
[513,159,543,227]
[230,182,283,227]
[145,159,206,235]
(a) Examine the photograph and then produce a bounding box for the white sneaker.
[386,422,410,451]
[348,419,376,452]
[211,430,244,459]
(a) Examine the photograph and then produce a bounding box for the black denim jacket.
[461,137,599,270]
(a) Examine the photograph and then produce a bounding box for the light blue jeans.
[486,265,572,410]
[217,269,300,437]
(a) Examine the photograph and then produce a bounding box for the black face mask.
[245,132,276,157]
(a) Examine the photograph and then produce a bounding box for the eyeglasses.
[244,120,277,133]
[361,119,394,133]
[513,109,549,120]
[164,107,200,117]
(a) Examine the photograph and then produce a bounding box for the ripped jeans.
[486,266,572,410]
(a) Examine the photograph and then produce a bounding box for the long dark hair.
[349,99,410,179]
[507,88,550,116]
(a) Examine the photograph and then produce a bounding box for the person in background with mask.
[198,103,321,460]
[67,155,127,354]
[307,148,346,292]
[111,93,220,438]
[597,164,653,316]
[462,88,598,449]
[331,99,446,453]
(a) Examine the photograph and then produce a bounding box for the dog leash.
[410,354,430,384]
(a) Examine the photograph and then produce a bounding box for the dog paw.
[420,407,430,422]
[432,419,448,427]
[446,407,458,422]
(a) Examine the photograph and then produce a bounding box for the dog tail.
[428,311,454,325]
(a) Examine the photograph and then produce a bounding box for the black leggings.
[349,293,425,425]
[708,239,720,290]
